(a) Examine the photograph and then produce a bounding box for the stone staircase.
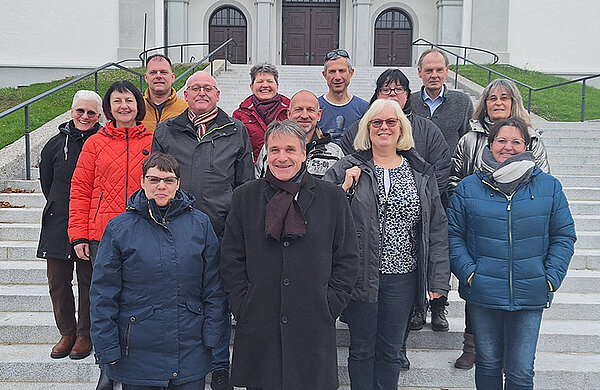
[0,65,599,389]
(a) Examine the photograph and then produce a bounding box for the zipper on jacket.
[482,179,515,310]
[93,193,104,221]
[125,323,131,355]
[125,130,130,208]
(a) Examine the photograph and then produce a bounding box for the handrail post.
[527,89,532,113]
[488,71,492,84]
[94,72,99,93]
[581,79,587,122]
[454,55,459,89]
[24,106,31,180]
[181,46,183,63]
[140,75,144,94]
[463,47,467,65]
[225,46,229,71]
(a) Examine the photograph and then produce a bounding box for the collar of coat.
[101,121,149,139]
[238,94,290,112]
[263,173,316,220]
[143,87,179,108]
[351,148,430,175]
[171,107,236,137]
[127,188,195,224]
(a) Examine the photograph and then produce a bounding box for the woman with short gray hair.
[233,62,290,161]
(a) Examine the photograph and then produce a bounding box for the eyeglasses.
[186,85,217,93]
[73,108,99,117]
[486,95,512,103]
[494,137,525,148]
[325,49,350,61]
[369,119,399,128]
[145,175,179,185]
[379,87,406,95]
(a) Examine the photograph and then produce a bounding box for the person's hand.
[429,292,443,300]
[74,243,90,261]
[342,167,362,191]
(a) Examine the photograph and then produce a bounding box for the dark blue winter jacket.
[90,188,228,386]
[447,168,576,311]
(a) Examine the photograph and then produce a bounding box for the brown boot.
[69,336,92,359]
[50,334,76,359]
[454,332,476,369]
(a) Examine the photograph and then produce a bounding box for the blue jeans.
[344,271,417,390]
[469,304,543,390]
[121,377,205,389]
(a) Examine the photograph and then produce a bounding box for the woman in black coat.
[37,90,102,360]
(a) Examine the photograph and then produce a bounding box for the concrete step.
[0,208,42,223]
[3,179,41,192]
[555,175,600,187]
[573,215,600,231]
[543,137,600,146]
[568,200,600,215]
[0,223,40,241]
[0,241,38,261]
[560,269,600,293]
[570,249,600,270]
[0,193,45,208]
[0,261,46,284]
[575,231,600,250]
[552,164,600,175]
[548,154,600,165]
[565,187,600,201]
[546,146,600,156]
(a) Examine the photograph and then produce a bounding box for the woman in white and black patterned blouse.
[324,99,450,390]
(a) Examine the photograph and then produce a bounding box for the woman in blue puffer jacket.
[90,153,228,389]
[447,117,576,390]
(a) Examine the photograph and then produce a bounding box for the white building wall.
[507,0,600,75]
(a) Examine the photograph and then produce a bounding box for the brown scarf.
[188,108,218,139]
[252,94,283,125]
[264,164,308,241]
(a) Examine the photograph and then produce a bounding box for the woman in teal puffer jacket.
[447,117,576,390]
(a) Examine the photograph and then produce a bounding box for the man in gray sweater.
[410,48,473,154]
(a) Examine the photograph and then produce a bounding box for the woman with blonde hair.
[324,99,450,389]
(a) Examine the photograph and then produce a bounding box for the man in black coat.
[220,120,360,390]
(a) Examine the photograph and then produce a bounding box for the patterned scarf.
[264,164,308,241]
[252,94,283,125]
[481,147,536,195]
[188,108,218,139]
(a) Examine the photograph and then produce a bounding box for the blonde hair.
[353,99,414,151]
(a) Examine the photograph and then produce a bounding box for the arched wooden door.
[374,9,412,66]
[209,7,247,64]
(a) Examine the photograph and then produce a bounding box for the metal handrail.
[0,38,237,180]
[412,38,600,122]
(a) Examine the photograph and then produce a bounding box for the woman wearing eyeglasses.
[68,80,152,389]
[324,99,450,390]
[37,90,102,361]
[90,153,228,390]
[449,78,550,370]
[447,117,575,389]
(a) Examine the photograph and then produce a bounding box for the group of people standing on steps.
[36,47,575,390]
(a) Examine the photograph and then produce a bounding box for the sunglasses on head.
[325,49,350,61]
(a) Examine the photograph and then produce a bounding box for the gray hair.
[417,48,450,68]
[72,90,102,113]
[324,55,353,72]
[250,63,279,84]
[473,78,531,126]
[264,119,307,151]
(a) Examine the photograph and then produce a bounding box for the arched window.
[374,8,413,66]
[209,7,247,64]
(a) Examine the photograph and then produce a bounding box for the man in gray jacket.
[410,48,474,154]
[152,71,254,390]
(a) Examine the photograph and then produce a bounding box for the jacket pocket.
[93,193,104,221]
[120,305,155,356]
[237,282,256,323]
[183,300,206,344]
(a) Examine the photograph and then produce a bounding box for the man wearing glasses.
[142,54,188,132]
[152,71,254,390]
[318,49,369,145]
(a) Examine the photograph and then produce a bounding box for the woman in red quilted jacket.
[68,80,152,389]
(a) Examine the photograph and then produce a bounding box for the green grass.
[0,64,204,149]
[449,64,600,122]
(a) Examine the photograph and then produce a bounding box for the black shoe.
[400,349,410,370]
[211,369,233,390]
[430,297,449,332]
[409,310,426,331]
[96,368,113,390]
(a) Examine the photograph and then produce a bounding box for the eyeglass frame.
[493,137,526,148]
[379,87,406,96]
[144,175,180,185]
[73,108,99,117]
[186,85,218,93]
[369,118,400,129]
